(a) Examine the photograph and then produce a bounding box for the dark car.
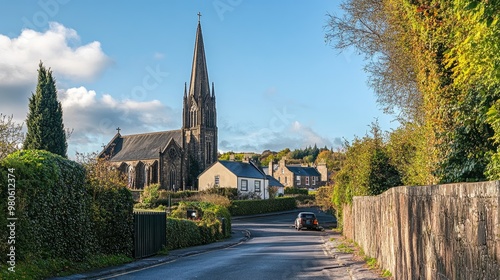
[294,212,319,230]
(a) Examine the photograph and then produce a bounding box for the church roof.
[108,130,182,162]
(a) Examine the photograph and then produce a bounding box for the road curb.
[52,229,251,280]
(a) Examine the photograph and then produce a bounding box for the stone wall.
[343,181,500,279]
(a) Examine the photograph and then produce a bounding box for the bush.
[0,150,134,278]
[0,150,94,262]
[229,197,297,216]
[141,183,160,204]
[284,187,309,195]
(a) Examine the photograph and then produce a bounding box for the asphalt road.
[108,209,339,280]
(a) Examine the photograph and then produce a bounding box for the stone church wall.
[343,181,500,279]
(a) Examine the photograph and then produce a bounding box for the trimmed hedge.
[284,187,309,195]
[0,150,94,262]
[0,150,134,268]
[166,201,231,250]
[228,197,297,216]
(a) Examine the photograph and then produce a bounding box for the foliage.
[0,150,134,279]
[189,193,231,208]
[76,151,134,256]
[332,122,401,215]
[0,114,24,160]
[166,201,231,250]
[325,0,500,184]
[267,186,279,199]
[0,150,93,262]
[228,197,296,216]
[0,254,132,280]
[23,62,67,157]
[284,187,308,195]
[141,183,161,204]
[315,185,335,212]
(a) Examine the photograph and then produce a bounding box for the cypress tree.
[24,61,67,157]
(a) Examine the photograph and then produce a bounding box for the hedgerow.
[0,150,134,279]
[228,197,296,216]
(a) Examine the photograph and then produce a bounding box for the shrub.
[284,187,308,195]
[0,150,94,262]
[229,197,297,216]
[141,183,160,204]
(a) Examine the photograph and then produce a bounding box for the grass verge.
[0,254,133,280]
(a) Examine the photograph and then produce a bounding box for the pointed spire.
[188,17,210,100]
[211,82,215,97]
[184,82,187,98]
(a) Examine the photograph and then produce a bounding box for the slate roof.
[267,175,284,187]
[108,130,182,162]
[218,160,266,179]
[286,165,321,177]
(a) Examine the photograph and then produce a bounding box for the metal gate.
[134,211,167,258]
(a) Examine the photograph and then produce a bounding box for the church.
[99,18,218,191]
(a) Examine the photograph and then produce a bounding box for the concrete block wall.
[343,181,500,279]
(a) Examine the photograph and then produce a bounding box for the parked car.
[295,212,319,230]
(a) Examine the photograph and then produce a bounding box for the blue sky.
[0,1,398,158]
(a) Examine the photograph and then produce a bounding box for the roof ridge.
[121,129,182,138]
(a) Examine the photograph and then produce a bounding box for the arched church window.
[170,169,176,191]
[127,165,134,189]
[144,165,149,186]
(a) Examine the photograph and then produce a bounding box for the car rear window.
[302,214,315,218]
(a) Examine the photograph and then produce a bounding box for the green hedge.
[284,187,309,195]
[166,201,231,250]
[91,186,134,256]
[228,197,297,216]
[0,150,94,262]
[0,150,134,277]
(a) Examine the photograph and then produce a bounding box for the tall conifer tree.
[24,61,67,157]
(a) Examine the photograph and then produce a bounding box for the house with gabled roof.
[98,18,217,191]
[198,158,284,199]
[266,157,327,189]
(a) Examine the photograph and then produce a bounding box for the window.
[312,176,317,185]
[285,177,287,184]
[214,175,220,186]
[281,168,284,174]
[296,176,301,185]
[255,181,261,192]
[305,177,309,185]
[241,179,248,191]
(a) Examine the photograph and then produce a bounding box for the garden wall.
[343,181,500,279]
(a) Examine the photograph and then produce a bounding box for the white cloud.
[59,86,179,156]
[0,22,110,86]
[218,119,335,153]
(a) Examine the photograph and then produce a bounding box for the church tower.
[182,16,218,184]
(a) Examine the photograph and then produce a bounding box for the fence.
[134,211,167,258]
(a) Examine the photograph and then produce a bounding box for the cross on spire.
[116,127,121,134]
[197,12,202,22]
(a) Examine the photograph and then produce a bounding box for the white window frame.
[312,176,316,185]
[305,176,309,186]
[255,180,261,192]
[241,179,248,191]
[296,175,301,185]
[214,175,220,186]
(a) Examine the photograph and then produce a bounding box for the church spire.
[188,15,210,100]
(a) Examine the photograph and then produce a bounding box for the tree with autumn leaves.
[325,0,500,214]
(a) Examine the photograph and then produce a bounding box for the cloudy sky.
[1,1,398,158]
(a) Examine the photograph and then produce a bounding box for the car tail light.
[313,219,318,225]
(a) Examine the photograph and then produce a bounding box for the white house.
[198,159,284,199]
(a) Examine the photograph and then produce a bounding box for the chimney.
[268,159,273,176]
